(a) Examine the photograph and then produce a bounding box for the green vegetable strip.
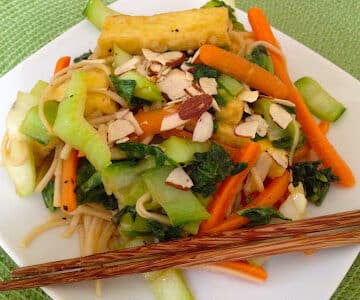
[294,76,346,122]
[83,0,118,30]
[53,70,111,170]
[142,166,210,226]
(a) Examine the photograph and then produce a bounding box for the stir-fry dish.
[1,0,355,298]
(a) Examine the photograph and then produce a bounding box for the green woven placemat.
[0,0,359,299]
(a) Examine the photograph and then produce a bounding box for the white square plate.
[0,1,359,299]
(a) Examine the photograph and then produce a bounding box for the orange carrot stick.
[199,142,261,233]
[207,260,267,282]
[208,170,290,233]
[318,120,330,134]
[135,105,179,137]
[60,149,79,213]
[54,56,71,74]
[160,129,193,140]
[247,7,355,187]
[197,44,289,99]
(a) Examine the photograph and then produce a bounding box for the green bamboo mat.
[0,0,359,299]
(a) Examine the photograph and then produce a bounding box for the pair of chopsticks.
[1,210,360,291]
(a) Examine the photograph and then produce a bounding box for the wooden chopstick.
[1,227,359,291]
[12,209,360,278]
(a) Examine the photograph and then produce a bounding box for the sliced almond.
[181,61,193,72]
[114,56,141,76]
[156,51,185,67]
[192,112,213,142]
[246,114,268,137]
[142,48,160,62]
[190,49,200,64]
[199,77,218,95]
[243,102,253,115]
[157,69,192,101]
[146,61,163,76]
[238,90,259,103]
[107,119,135,143]
[269,103,293,129]
[267,148,289,169]
[115,137,130,144]
[178,94,213,120]
[123,112,144,136]
[185,85,203,96]
[165,166,193,190]
[211,98,221,112]
[234,121,258,138]
[268,97,295,107]
[160,112,188,131]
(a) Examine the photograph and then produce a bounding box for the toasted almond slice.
[114,56,141,76]
[243,102,254,115]
[178,94,213,120]
[269,103,293,129]
[142,48,160,62]
[156,51,185,67]
[165,166,194,190]
[107,119,135,143]
[190,49,200,64]
[267,148,289,169]
[185,86,203,96]
[268,97,296,107]
[238,90,259,103]
[115,137,130,144]
[123,112,144,136]
[193,112,213,142]
[211,98,221,112]
[146,61,163,76]
[199,77,218,95]
[246,114,269,137]
[157,69,192,101]
[234,121,258,138]
[181,61,193,72]
[160,112,188,131]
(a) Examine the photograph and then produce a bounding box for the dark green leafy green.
[291,161,339,206]
[237,207,290,227]
[192,64,219,81]
[246,46,274,73]
[76,158,118,210]
[252,133,265,142]
[117,142,174,167]
[214,94,226,106]
[185,142,247,197]
[73,50,93,63]
[202,0,244,31]
[128,97,151,109]
[110,75,136,101]
[271,136,293,150]
[112,206,137,226]
[147,220,182,242]
[41,180,56,212]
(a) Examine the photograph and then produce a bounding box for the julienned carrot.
[134,105,179,137]
[54,56,71,74]
[197,44,289,99]
[60,149,79,213]
[206,261,267,282]
[293,121,329,163]
[199,142,261,233]
[247,7,355,187]
[318,120,330,135]
[208,170,290,234]
[160,129,193,140]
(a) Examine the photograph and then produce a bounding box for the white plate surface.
[0,1,359,299]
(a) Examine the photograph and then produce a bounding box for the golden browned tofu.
[96,7,231,56]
